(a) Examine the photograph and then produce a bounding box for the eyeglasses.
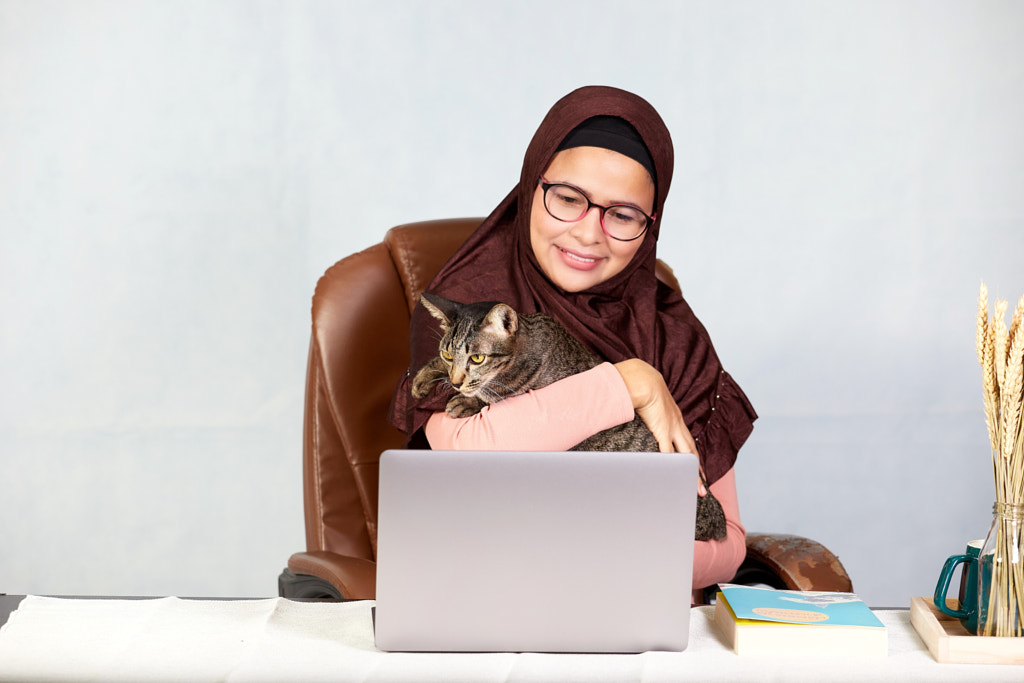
[539,177,655,242]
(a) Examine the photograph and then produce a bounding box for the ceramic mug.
[933,539,984,634]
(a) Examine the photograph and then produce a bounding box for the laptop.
[373,449,698,653]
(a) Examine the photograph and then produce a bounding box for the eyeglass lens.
[543,183,648,240]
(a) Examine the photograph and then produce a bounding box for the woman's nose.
[568,206,605,244]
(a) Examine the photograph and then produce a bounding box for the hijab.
[388,85,756,485]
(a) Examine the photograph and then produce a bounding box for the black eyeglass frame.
[538,176,656,242]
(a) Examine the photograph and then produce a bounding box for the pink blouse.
[423,363,746,592]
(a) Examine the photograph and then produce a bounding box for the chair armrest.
[735,532,854,593]
[286,534,851,601]
[286,551,377,600]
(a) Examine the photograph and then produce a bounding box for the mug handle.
[934,553,972,618]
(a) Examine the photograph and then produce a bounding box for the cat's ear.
[419,293,455,328]
[481,303,518,338]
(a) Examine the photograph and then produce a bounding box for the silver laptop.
[373,449,698,653]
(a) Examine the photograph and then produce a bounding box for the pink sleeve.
[423,362,635,451]
[691,466,746,591]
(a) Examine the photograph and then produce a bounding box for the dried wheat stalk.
[979,283,989,364]
[995,299,1009,391]
[1010,294,1024,354]
[976,282,1024,636]
[980,309,1000,453]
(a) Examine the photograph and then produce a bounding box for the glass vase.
[977,502,1024,637]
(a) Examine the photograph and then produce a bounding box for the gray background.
[3,1,1023,608]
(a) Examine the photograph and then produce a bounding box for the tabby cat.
[411,292,727,542]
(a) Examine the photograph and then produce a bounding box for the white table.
[0,596,1020,682]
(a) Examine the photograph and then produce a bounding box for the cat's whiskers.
[431,377,456,396]
[475,386,505,404]
[481,380,523,400]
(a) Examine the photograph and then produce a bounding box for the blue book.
[715,584,887,656]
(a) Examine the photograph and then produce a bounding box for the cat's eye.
[441,350,453,361]
[469,354,486,364]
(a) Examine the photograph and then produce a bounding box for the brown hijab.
[388,86,756,485]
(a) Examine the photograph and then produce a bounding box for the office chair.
[279,218,853,602]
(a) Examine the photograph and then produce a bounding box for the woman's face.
[530,146,655,293]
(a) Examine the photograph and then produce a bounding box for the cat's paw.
[445,395,485,418]
[411,365,444,399]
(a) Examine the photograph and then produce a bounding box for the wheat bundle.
[976,283,1024,636]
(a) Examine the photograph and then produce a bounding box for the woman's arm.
[613,358,698,457]
[691,466,745,590]
[424,362,635,451]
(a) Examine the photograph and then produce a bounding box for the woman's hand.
[613,359,704,493]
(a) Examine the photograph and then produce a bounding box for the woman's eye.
[469,354,485,364]
[555,191,582,206]
[608,208,641,225]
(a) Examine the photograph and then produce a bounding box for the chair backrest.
[301,218,682,561]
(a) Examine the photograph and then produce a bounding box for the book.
[714,584,887,657]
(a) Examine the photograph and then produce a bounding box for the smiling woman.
[389,86,758,595]
[530,145,654,292]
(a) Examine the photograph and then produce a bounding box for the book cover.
[714,584,887,657]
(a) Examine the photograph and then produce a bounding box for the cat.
[411,292,727,542]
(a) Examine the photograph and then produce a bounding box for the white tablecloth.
[0,596,1020,682]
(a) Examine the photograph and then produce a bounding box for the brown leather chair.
[279,218,853,602]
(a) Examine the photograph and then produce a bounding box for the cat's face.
[529,145,654,292]
[421,295,519,404]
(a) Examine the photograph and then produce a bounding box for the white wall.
[3,0,1023,607]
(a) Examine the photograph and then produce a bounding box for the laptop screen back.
[374,449,698,653]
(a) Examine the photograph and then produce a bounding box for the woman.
[389,86,757,595]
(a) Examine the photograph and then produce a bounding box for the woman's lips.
[557,246,602,271]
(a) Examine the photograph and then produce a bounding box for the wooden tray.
[910,596,1024,664]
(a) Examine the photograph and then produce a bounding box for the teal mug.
[933,539,983,634]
